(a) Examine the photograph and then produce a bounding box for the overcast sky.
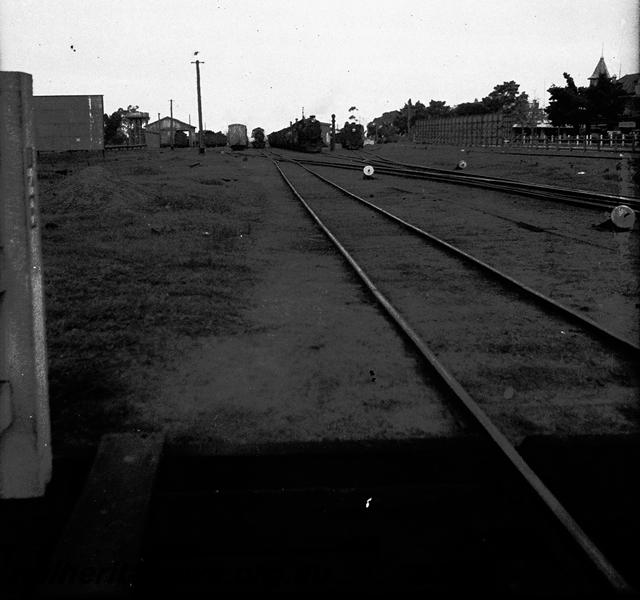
[1,0,638,133]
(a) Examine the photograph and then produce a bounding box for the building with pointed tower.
[617,72,640,129]
[588,55,639,129]
[589,56,611,86]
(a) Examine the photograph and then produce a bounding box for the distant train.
[173,130,190,148]
[341,122,364,150]
[227,123,249,150]
[200,130,227,147]
[251,127,266,149]
[268,116,324,153]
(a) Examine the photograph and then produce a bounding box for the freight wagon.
[227,124,249,150]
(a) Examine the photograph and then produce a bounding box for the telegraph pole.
[330,114,336,151]
[169,99,174,150]
[191,57,205,154]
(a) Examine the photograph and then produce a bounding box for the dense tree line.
[368,74,627,139]
[367,81,540,138]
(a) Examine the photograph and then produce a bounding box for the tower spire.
[589,55,610,86]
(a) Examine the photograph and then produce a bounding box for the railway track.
[266,148,640,213]
[269,154,637,595]
[358,149,640,212]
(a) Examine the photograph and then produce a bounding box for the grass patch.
[39,155,260,446]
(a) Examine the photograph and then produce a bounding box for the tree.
[546,72,626,132]
[452,100,488,116]
[545,73,586,131]
[393,99,429,134]
[584,74,626,129]
[367,110,400,139]
[449,81,529,117]
[510,98,547,129]
[481,81,527,113]
[347,105,361,124]
[103,105,140,145]
[425,100,452,118]
[104,109,126,145]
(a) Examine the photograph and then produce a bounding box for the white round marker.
[457,160,467,170]
[610,205,636,230]
[363,165,375,177]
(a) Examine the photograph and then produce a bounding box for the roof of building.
[146,117,195,130]
[617,73,640,95]
[589,56,611,81]
[34,94,103,98]
[125,111,149,120]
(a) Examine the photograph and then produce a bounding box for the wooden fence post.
[0,71,52,498]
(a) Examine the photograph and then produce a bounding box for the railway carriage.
[268,116,324,153]
[227,123,249,150]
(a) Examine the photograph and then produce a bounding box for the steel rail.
[266,148,640,212]
[364,158,640,212]
[289,160,639,356]
[265,150,632,251]
[272,158,634,594]
[336,150,640,210]
[273,153,637,213]
[359,151,640,209]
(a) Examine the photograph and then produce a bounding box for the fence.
[413,112,517,147]
[507,133,638,152]
[413,114,639,151]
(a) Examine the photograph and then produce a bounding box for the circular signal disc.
[457,160,467,169]
[610,205,636,230]
[363,165,375,177]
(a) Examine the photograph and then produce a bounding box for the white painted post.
[0,71,52,498]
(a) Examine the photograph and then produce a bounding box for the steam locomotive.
[340,122,364,150]
[268,116,324,153]
[251,127,266,149]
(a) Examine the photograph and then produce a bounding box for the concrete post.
[0,71,52,498]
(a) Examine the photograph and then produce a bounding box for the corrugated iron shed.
[146,117,196,146]
[34,95,104,152]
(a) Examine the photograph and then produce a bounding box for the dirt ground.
[37,144,639,451]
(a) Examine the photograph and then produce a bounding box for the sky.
[1,0,638,133]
